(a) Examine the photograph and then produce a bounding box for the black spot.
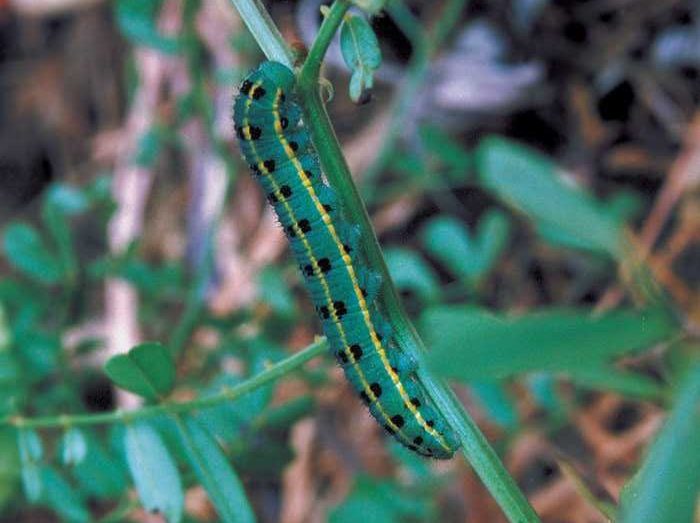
[343,244,352,254]
[280,117,289,129]
[323,204,333,212]
[263,159,276,172]
[319,305,330,319]
[377,334,383,342]
[250,163,260,174]
[286,224,297,237]
[360,288,367,297]
[252,86,266,100]
[349,344,362,359]
[410,398,421,408]
[240,80,252,94]
[318,258,331,273]
[280,92,286,102]
[236,126,245,139]
[289,141,299,151]
[426,420,434,428]
[267,192,278,204]
[81,375,114,412]
[249,126,262,140]
[384,424,395,435]
[298,219,311,233]
[413,436,423,446]
[334,301,347,317]
[369,383,382,398]
[303,169,313,179]
[360,390,371,404]
[391,366,398,374]
[280,185,292,198]
[303,264,313,276]
[391,415,405,428]
[408,444,418,451]
[426,448,433,455]
[338,351,349,364]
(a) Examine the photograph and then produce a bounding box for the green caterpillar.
[233,61,459,459]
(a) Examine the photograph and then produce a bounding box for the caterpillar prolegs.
[233,61,459,459]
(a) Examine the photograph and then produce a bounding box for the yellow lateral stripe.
[271,91,451,453]
[243,85,416,448]
[261,89,413,445]
[266,91,452,453]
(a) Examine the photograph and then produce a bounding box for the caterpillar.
[233,61,459,459]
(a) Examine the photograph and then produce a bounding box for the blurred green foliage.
[618,362,700,523]
[0,0,697,521]
[340,13,382,103]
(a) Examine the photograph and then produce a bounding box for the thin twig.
[4,338,327,430]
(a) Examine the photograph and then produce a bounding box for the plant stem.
[4,338,327,430]
[229,0,294,68]
[231,1,540,520]
[296,2,541,522]
[298,0,350,89]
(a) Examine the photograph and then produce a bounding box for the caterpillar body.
[233,61,459,459]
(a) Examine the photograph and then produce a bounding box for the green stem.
[296,3,540,522]
[231,1,540,521]
[229,0,294,68]
[298,0,350,89]
[4,339,327,430]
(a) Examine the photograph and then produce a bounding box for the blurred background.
[0,0,699,522]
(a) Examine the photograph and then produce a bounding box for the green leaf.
[0,304,11,352]
[72,434,127,499]
[72,432,127,499]
[40,466,89,523]
[384,248,440,303]
[104,342,175,400]
[253,396,314,431]
[44,184,89,216]
[340,14,382,103]
[350,0,387,15]
[115,0,181,54]
[196,373,270,443]
[16,332,61,379]
[0,428,20,510]
[421,212,510,286]
[571,366,663,400]
[618,363,700,523]
[258,267,296,318]
[17,428,43,502]
[41,185,85,281]
[125,421,183,523]
[176,416,256,523]
[475,136,625,257]
[3,223,63,284]
[134,125,166,167]
[419,126,473,182]
[470,382,518,428]
[61,428,88,466]
[422,307,677,381]
[330,475,433,523]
